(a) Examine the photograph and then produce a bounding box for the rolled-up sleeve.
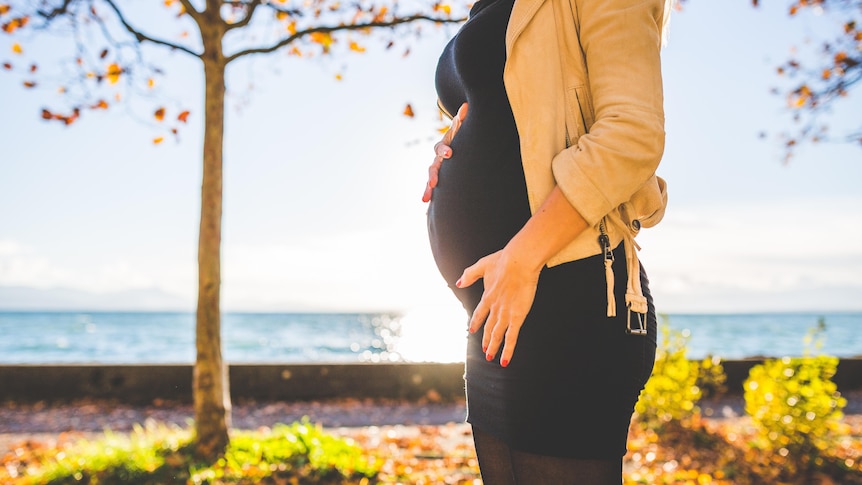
[551,0,666,227]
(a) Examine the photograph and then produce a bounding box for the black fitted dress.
[427,0,658,460]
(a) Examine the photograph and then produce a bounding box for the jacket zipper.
[598,218,613,264]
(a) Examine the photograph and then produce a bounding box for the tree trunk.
[194,15,230,460]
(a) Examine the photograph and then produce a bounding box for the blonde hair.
[660,0,674,47]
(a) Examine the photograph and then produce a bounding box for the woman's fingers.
[423,103,468,202]
[498,323,522,367]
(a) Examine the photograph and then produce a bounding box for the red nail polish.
[486,353,493,362]
[501,359,509,368]
[482,345,488,353]
[455,278,462,288]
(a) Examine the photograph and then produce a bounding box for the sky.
[0,0,860,317]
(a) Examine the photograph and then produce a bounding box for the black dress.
[427,0,658,460]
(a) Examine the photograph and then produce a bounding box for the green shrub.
[636,323,701,429]
[743,321,847,475]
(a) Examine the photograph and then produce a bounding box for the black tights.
[472,427,622,485]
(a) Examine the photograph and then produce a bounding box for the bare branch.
[224,0,262,31]
[102,0,201,58]
[36,0,75,22]
[225,14,464,64]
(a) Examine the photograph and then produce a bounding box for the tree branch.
[36,0,75,22]
[177,0,204,24]
[225,14,464,64]
[103,0,201,58]
[224,0,262,31]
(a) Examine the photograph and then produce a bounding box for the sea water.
[0,311,859,364]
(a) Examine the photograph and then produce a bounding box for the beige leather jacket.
[436,0,668,319]
[505,0,668,318]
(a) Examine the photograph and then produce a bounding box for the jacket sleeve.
[551,0,666,227]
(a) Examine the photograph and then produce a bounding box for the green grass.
[14,419,378,485]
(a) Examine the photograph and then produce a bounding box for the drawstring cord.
[600,216,648,334]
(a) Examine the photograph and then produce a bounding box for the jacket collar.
[505,0,547,54]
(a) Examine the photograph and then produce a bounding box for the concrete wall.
[0,360,859,404]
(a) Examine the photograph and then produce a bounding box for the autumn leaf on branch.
[767,0,862,157]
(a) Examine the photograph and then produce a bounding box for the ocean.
[0,311,859,364]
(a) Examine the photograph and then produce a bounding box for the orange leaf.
[92,99,109,110]
[335,73,343,81]
[2,16,27,33]
[41,109,52,120]
[310,32,334,53]
[105,62,123,84]
[0,4,9,15]
[403,103,415,118]
[23,80,35,88]
[177,110,190,123]
[11,42,22,54]
[99,48,108,59]
[2,62,10,70]
[349,41,366,53]
[287,21,296,34]
[821,69,831,80]
[154,107,166,121]
[834,51,849,64]
[276,11,288,20]
[153,136,164,144]
[106,63,122,84]
[434,3,452,15]
[147,78,155,89]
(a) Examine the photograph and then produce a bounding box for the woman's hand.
[422,102,468,203]
[456,246,542,367]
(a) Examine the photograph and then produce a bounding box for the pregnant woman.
[423,0,671,483]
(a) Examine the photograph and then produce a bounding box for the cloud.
[636,195,862,312]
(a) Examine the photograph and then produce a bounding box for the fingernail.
[455,278,462,288]
[501,359,509,368]
[469,326,477,334]
[486,353,493,362]
[482,345,487,353]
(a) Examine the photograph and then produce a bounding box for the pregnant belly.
[426,135,531,286]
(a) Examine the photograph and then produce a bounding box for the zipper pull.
[598,220,616,317]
